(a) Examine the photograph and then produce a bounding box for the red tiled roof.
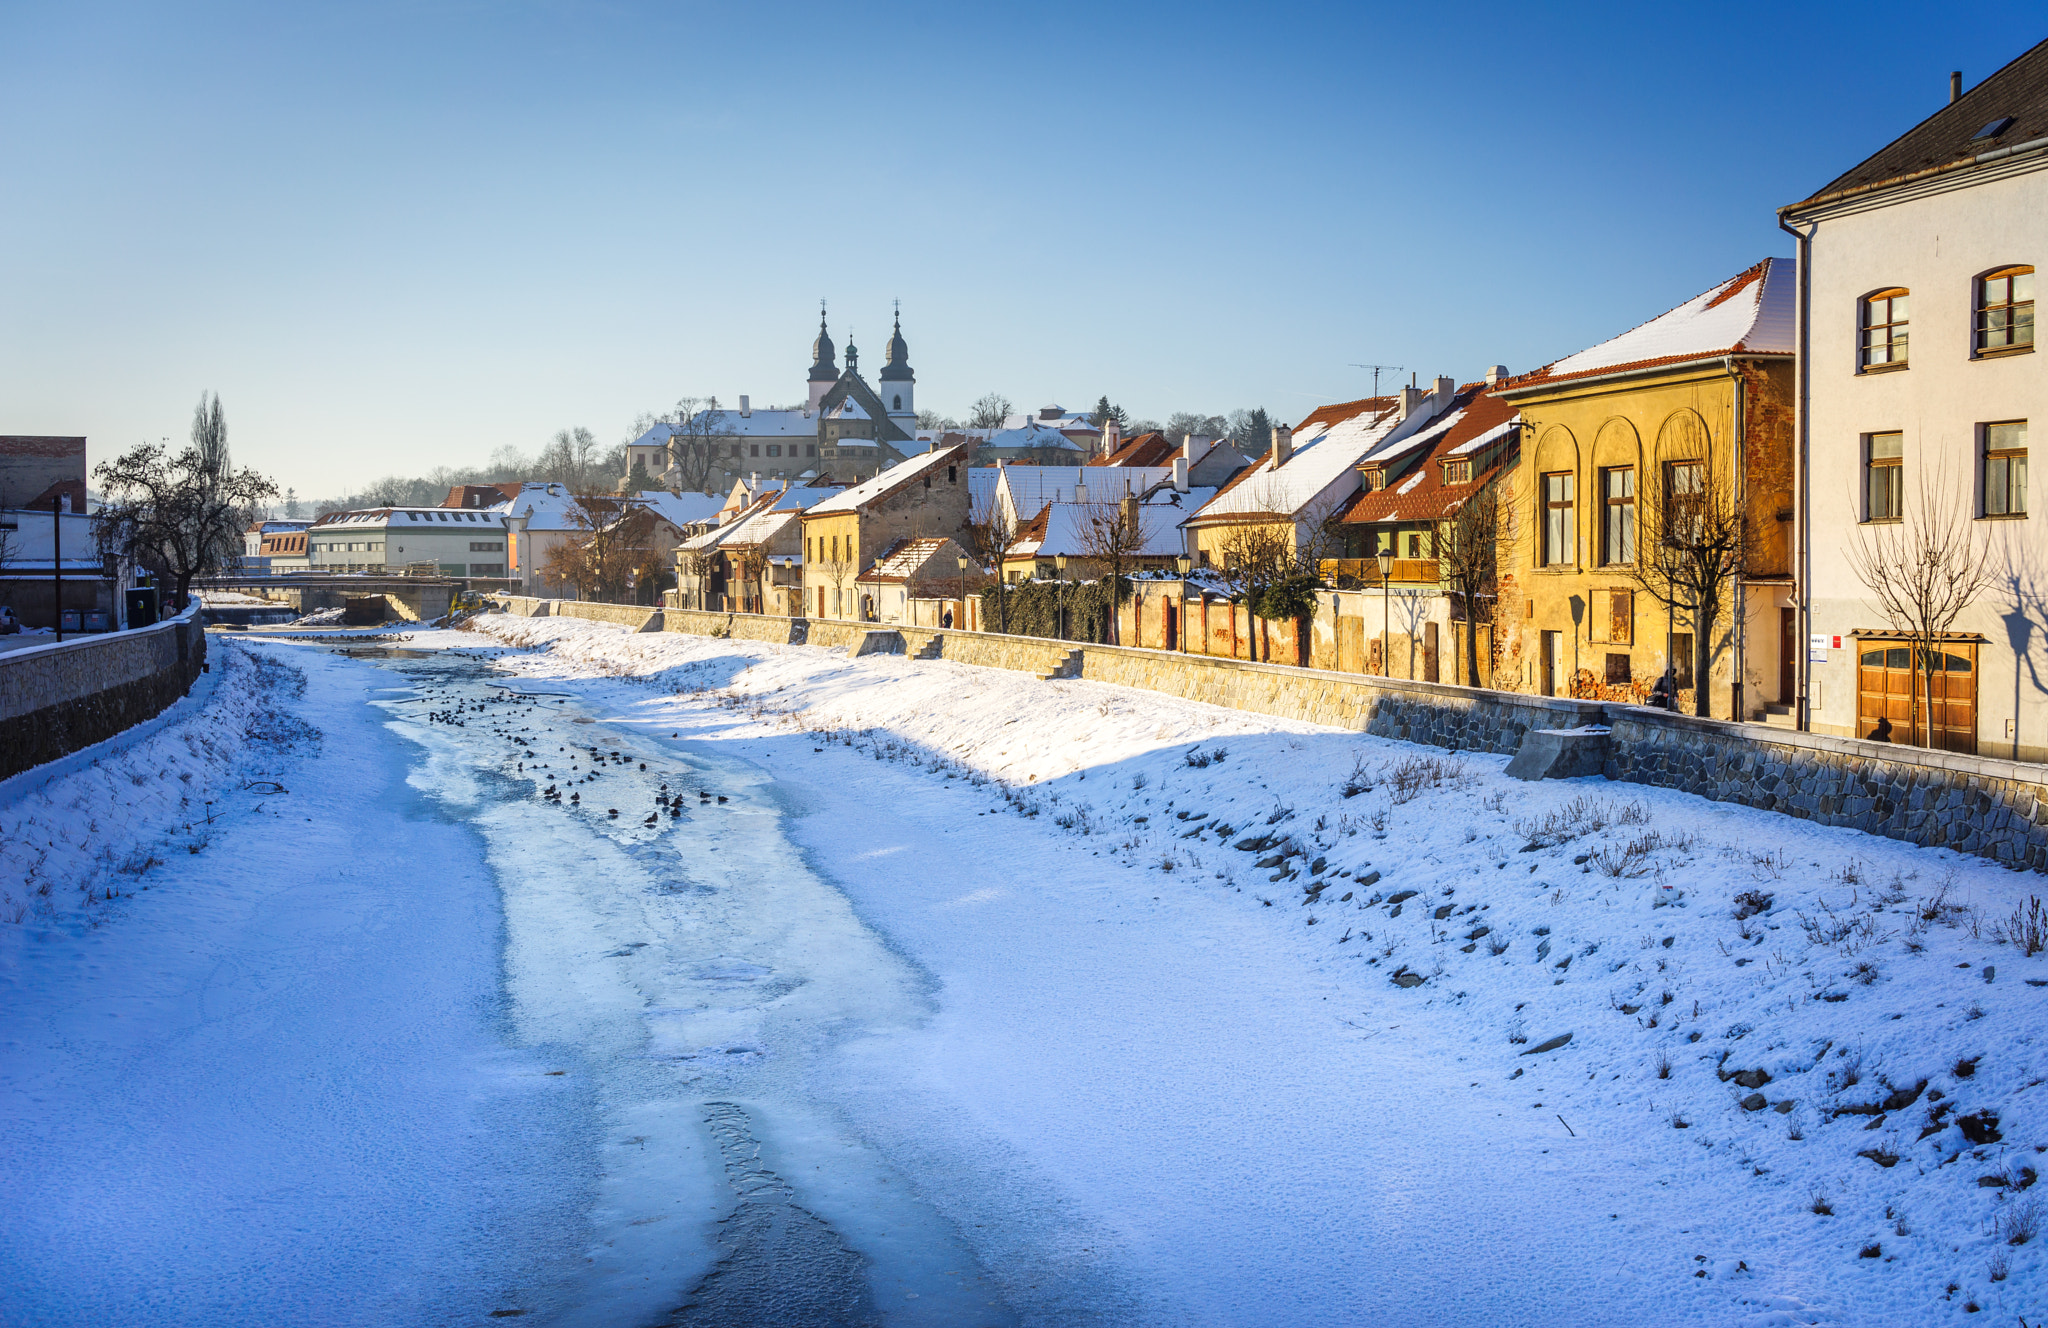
[1087,432,1177,468]
[1337,387,1521,526]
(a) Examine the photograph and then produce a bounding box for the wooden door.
[1857,643,1978,752]
[1541,630,1561,696]
[1780,608,1796,703]
[1424,621,1440,682]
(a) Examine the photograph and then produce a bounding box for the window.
[948,466,957,484]
[1977,267,2035,354]
[1600,466,1635,565]
[1443,458,1472,484]
[1862,289,1909,368]
[1404,531,1424,559]
[468,541,504,552]
[1866,432,1903,520]
[807,445,817,457]
[767,445,781,457]
[893,395,903,411]
[1664,461,1704,544]
[1541,471,1574,565]
[1668,633,1694,689]
[750,444,760,457]
[1605,653,1632,685]
[1362,467,1387,492]
[1984,421,2028,516]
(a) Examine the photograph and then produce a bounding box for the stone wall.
[498,594,2048,871]
[0,602,208,781]
[1606,706,2048,870]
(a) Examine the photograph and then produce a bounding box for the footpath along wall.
[491,597,2048,871]
[0,600,208,781]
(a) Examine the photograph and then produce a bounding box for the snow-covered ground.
[5,613,2045,1326]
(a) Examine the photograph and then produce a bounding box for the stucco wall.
[0,602,208,780]
[1798,162,2048,758]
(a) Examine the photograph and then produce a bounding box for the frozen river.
[4,631,1722,1328]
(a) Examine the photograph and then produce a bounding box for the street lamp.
[1175,554,1192,653]
[956,553,973,631]
[1660,542,1681,705]
[1054,554,1069,641]
[1376,546,1393,677]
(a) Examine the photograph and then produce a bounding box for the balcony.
[1319,558,1439,587]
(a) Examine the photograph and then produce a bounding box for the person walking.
[1648,668,1676,712]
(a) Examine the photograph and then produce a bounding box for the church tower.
[879,309,915,425]
[806,305,838,410]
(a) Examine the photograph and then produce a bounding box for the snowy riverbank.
[466,612,2048,1325]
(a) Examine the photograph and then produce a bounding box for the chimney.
[1434,375,1456,409]
[1398,386,1426,420]
[1271,425,1293,466]
[1101,418,1122,458]
[1074,481,1089,505]
[1485,364,1509,388]
[1951,70,1962,103]
[739,395,751,417]
[1173,456,1189,492]
[1122,494,1140,533]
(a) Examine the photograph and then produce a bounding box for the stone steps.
[1041,649,1085,681]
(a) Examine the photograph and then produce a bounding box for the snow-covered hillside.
[471,612,2048,1324]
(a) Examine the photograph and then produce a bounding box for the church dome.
[808,309,838,382]
[879,312,913,382]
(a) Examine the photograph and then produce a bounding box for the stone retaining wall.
[1606,707,2048,870]
[0,603,208,781]
[496,595,2048,870]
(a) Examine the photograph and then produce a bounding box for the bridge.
[194,572,520,624]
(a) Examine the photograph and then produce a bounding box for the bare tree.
[1626,459,1747,717]
[968,394,1013,430]
[94,437,277,610]
[1845,464,1997,747]
[191,392,230,476]
[541,492,641,601]
[963,485,1017,634]
[535,428,602,492]
[1074,496,1159,646]
[661,397,739,495]
[1433,475,1512,687]
[1165,412,1229,445]
[815,540,857,620]
[676,544,717,611]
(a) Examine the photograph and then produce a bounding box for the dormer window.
[1361,467,1387,492]
[1443,459,1472,484]
[1977,267,2034,355]
[1862,289,1909,368]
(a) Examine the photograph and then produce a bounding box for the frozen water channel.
[377,646,1023,1326]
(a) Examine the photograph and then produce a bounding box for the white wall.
[1801,160,2047,757]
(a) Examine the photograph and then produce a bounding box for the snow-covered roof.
[1362,406,1465,469]
[716,508,799,549]
[1142,485,1218,513]
[1013,502,1187,560]
[311,506,506,530]
[1444,416,1520,458]
[804,443,968,517]
[633,490,724,528]
[634,408,822,442]
[827,397,870,421]
[984,422,1084,452]
[1190,397,1408,524]
[855,536,965,584]
[1507,258,1795,391]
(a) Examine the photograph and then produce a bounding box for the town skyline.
[2,1,2025,500]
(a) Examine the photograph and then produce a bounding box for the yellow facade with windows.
[799,510,864,620]
[1498,359,1794,715]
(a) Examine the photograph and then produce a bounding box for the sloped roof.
[985,421,1083,452]
[856,536,965,583]
[1339,387,1521,526]
[1089,431,1177,467]
[633,490,724,528]
[1503,259,1795,392]
[1189,396,1404,525]
[1788,38,2048,210]
[1022,501,1185,559]
[804,442,970,517]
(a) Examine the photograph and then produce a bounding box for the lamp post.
[1175,554,1192,653]
[1054,554,1068,641]
[52,493,64,642]
[1661,542,1679,701]
[956,553,973,631]
[1376,547,1393,677]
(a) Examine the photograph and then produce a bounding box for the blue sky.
[0,1,2032,498]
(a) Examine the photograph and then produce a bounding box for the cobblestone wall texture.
[0,605,207,780]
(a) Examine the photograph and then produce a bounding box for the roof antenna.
[1349,364,1406,396]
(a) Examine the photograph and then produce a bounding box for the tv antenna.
[1350,364,1406,397]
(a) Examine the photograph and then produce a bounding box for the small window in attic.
[1362,467,1387,492]
[1973,116,2015,141]
[1443,459,1472,484]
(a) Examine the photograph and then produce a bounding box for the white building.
[1782,41,2045,759]
[306,506,509,577]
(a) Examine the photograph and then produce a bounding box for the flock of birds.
[404,674,730,826]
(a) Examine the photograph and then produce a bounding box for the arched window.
[1862,288,1909,368]
[1976,267,2035,354]
[893,395,902,411]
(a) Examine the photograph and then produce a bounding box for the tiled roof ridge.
[1505,258,1785,390]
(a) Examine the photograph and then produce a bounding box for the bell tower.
[879,303,915,424]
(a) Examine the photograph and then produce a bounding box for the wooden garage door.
[1857,643,1977,753]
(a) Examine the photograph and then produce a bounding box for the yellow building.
[1495,259,1796,718]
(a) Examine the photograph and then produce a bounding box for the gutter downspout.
[1728,355,1745,725]
[1777,214,1814,732]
